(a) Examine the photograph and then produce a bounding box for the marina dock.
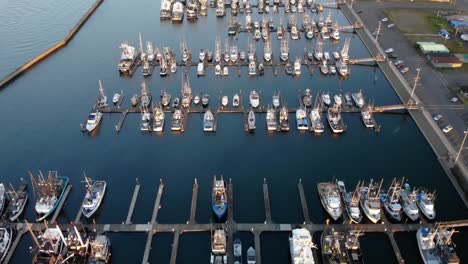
[126,180,141,224]
[3,179,468,263]
[50,184,72,223]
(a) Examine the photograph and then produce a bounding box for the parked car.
[381,17,389,22]
[389,53,398,59]
[394,60,404,66]
[439,29,451,40]
[433,114,443,121]
[442,125,453,134]
[397,63,406,69]
[385,48,394,53]
[387,23,395,28]
[450,97,459,103]
[400,67,409,74]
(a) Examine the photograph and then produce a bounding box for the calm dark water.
[1,0,467,262]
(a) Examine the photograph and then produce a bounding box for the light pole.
[455,130,468,164]
[408,68,420,106]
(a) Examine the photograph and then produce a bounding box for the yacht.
[247,247,256,264]
[285,62,293,75]
[249,90,260,108]
[212,176,227,220]
[172,2,185,22]
[215,64,222,76]
[82,176,106,218]
[302,89,313,108]
[294,58,301,75]
[359,179,383,223]
[161,91,171,107]
[245,14,252,29]
[234,238,242,264]
[140,106,152,131]
[289,228,317,264]
[249,61,257,76]
[197,62,205,76]
[381,178,403,222]
[280,37,289,62]
[296,108,308,130]
[222,96,229,107]
[194,95,200,105]
[352,91,365,108]
[321,93,331,106]
[86,110,102,132]
[173,97,180,108]
[141,82,152,108]
[187,2,198,20]
[89,235,111,264]
[334,94,342,107]
[361,106,376,128]
[317,182,342,220]
[199,49,206,62]
[171,109,182,131]
[230,46,239,63]
[272,93,280,108]
[112,92,121,104]
[204,109,215,132]
[320,61,329,75]
[181,74,193,108]
[327,104,344,133]
[248,109,256,131]
[0,227,12,263]
[279,106,290,131]
[310,108,324,133]
[399,183,419,221]
[118,42,137,75]
[211,228,227,263]
[266,106,277,131]
[337,181,362,224]
[223,66,229,76]
[233,94,240,107]
[5,182,28,221]
[314,41,323,61]
[331,25,340,40]
[31,171,69,221]
[321,230,348,264]
[416,189,436,220]
[153,105,165,132]
[131,94,139,107]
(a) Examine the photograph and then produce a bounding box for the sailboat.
[96,80,108,108]
[81,174,106,219]
[30,171,69,221]
[181,74,193,108]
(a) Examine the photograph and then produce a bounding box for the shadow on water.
[149,232,173,263]
[360,233,398,264]
[261,231,291,264]
[177,232,211,264]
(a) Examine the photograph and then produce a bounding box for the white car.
[385,48,394,53]
[442,125,453,134]
[381,17,389,22]
[433,114,442,121]
[450,97,459,103]
[387,23,395,28]
[400,67,409,74]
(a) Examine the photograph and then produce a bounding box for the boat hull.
[36,176,69,221]
[83,181,107,219]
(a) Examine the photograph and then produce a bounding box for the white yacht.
[172,2,184,22]
[96,80,108,108]
[294,58,301,75]
[204,109,215,132]
[197,62,205,76]
[233,94,240,107]
[321,93,331,106]
[118,42,137,74]
[248,109,256,131]
[317,182,342,220]
[310,108,324,133]
[359,179,383,223]
[249,61,257,76]
[416,189,436,220]
[272,93,280,108]
[222,96,229,107]
[352,91,365,108]
[296,108,308,130]
[171,110,182,131]
[289,228,317,264]
[266,106,277,131]
[223,66,229,76]
[249,91,260,108]
[327,104,344,133]
[153,105,165,132]
[86,111,102,132]
[112,92,121,104]
[82,176,106,219]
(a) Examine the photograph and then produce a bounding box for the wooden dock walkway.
[115,109,129,132]
[254,231,262,264]
[151,182,165,224]
[170,231,180,264]
[298,180,311,224]
[126,181,141,224]
[228,180,234,223]
[189,179,198,224]
[263,179,272,224]
[51,185,72,223]
[74,197,85,223]
[142,181,164,264]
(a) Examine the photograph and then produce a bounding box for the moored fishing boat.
[380,178,403,222]
[337,181,362,224]
[352,90,365,108]
[5,182,28,221]
[181,74,193,108]
[212,175,227,220]
[29,226,65,264]
[172,2,184,22]
[89,235,111,264]
[30,171,69,221]
[317,182,342,221]
[289,228,317,264]
[234,238,242,264]
[294,57,301,75]
[140,105,152,131]
[310,108,324,133]
[345,231,365,264]
[204,109,215,132]
[321,92,331,106]
[153,105,165,132]
[302,88,313,108]
[416,188,436,220]
[266,106,277,131]
[161,90,171,107]
[248,109,256,131]
[327,104,344,133]
[131,94,139,107]
[211,228,227,263]
[399,182,419,221]
[96,80,108,108]
[0,226,12,263]
[321,229,348,263]
[249,90,260,108]
[361,105,376,128]
[141,82,152,108]
[272,93,280,108]
[279,106,290,132]
[118,42,137,75]
[296,108,308,130]
[359,179,383,223]
[82,175,107,219]
[171,110,182,131]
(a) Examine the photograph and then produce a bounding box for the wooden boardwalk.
[126,182,141,224]
[51,185,72,223]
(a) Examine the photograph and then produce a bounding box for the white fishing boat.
[204,109,215,132]
[221,96,229,107]
[215,37,222,63]
[82,175,106,219]
[248,60,257,76]
[279,106,290,131]
[89,235,111,264]
[314,41,323,61]
[131,94,139,107]
[277,22,284,40]
[416,189,436,220]
[223,66,229,76]
[302,89,313,108]
[399,183,419,221]
[321,93,331,106]
[334,94,342,106]
[291,26,299,40]
[118,42,137,74]
[320,61,329,75]
[172,2,184,22]
[160,0,172,20]
[249,90,260,108]
[332,51,340,60]
[233,94,240,107]
[234,238,242,264]
[359,179,383,223]
[0,227,12,263]
[146,42,155,62]
[254,29,261,40]
[336,60,349,77]
[361,105,376,128]
[153,105,165,132]
[197,62,205,76]
[337,181,362,224]
[171,109,182,131]
[181,74,193,108]
[272,93,280,108]
[141,82,152,108]
[4,182,28,221]
[86,111,102,132]
[248,109,256,131]
[0,184,5,219]
[310,108,324,133]
[317,182,342,220]
[140,106,152,131]
[296,108,308,130]
[230,45,238,63]
[161,91,171,107]
[329,66,336,74]
[321,27,330,39]
[327,104,344,133]
[112,92,121,104]
[266,106,277,131]
[31,171,69,221]
[263,38,272,62]
[289,228,317,264]
[280,37,289,62]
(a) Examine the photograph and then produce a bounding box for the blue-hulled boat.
[212,175,227,220]
[30,171,69,221]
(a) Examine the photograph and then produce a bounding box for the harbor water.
[0,0,467,262]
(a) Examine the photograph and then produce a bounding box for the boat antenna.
[29,171,37,201]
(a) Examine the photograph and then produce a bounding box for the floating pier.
[298,180,311,224]
[50,185,72,223]
[189,179,198,224]
[263,178,272,224]
[126,180,141,224]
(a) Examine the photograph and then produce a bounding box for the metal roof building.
[416,42,450,54]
